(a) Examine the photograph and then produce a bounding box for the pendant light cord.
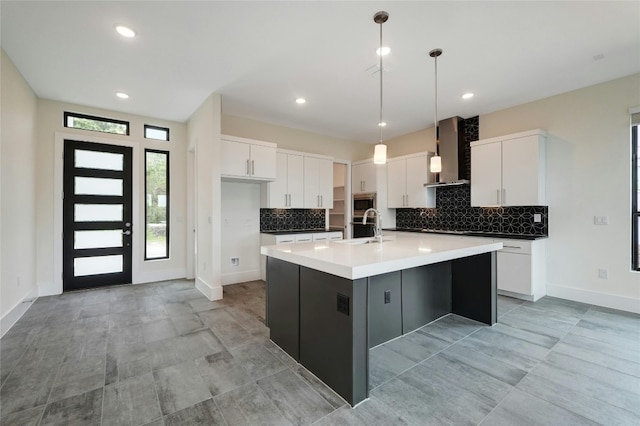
[434,52,438,154]
[379,19,383,144]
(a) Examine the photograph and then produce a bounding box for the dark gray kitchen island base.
[265,252,497,406]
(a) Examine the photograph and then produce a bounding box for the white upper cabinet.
[387,153,435,208]
[352,161,377,194]
[471,130,546,207]
[267,152,304,208]
[220,135,277,181]
[303,156,333,209]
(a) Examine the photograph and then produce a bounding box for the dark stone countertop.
[385,228,548,241]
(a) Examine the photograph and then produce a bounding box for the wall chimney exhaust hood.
[424,116,470,188]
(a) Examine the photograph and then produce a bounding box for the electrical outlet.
[598,268,608,279]
[231,257,240,267]
[533,214,542,223]
[384,290,391,304]
[594,216,609,225]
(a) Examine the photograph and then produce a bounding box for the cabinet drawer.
[495,239,532,254]
[275,235,295,244]
[295,234,313,243]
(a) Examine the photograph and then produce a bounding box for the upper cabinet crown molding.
[220,134,277,182]
[470,129,547,207]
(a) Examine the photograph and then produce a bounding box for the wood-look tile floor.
[1,279,639,425]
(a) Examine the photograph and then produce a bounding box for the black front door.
[63,140,133,291]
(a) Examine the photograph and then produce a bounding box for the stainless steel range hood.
[424,116,470,188]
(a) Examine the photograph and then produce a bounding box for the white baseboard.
[1,287,39,338]
[134,268,187,285]
[546,284,640,314]
[195,276,223,301]
[221,269,260,286]
[38,279,61,297]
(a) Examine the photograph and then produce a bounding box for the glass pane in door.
[74,255,123,276]
[74,230,122,249]
[75,149,124,171]
[75,177,123,196]
[75,204,123,221]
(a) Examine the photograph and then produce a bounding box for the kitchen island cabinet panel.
[266,257,300,360]
[299,267,368,406]
[368,271,402,348]
[401,262,452,334]
[452,253,497,325]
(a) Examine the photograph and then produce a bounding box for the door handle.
[122,230,132,235]
[321,195,323,207]
[502,188,506,205]
[251,160,255,175]
[246,160,250,175]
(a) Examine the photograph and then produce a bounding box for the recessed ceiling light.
[376,46,390,56]
[116,92,129,99]
[295,98,306,104]
[461,92,474,100]
[115,25,136,38]
[378,122,387,127]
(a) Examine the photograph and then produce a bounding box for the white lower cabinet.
[495,239,547,301]
[260,231,343,279]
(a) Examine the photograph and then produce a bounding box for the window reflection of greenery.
[69,117,127,135]
[146,151,168,257]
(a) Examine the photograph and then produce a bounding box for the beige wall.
[35,99,188,296]
[1,49,38,328]
[187,93,223,300]
[383,73,640,311]
[222,114,372,161]
[385,127,437,159]
[482,73,640,311]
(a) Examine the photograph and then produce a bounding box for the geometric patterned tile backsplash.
[260,208,326,232]
[396,185,548,236]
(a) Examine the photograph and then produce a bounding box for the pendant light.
[373,11,389,165]
[429,48,443,173]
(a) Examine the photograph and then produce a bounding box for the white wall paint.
[222,114,372,160]
[35,98,188,296]
[187,94,223,300]
[387,73,640,312]
[221,182,261,284]
[0,49,39,331]
[481,73,640,312]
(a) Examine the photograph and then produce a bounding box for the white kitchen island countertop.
[260,232,503,280]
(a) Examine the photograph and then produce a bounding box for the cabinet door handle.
[246,160,250,175]
[503,245,521,249]
[251,160,255,175]
[502,188,506,205]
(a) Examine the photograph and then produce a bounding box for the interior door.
[63,140,133,291]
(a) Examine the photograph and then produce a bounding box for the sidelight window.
[145,149,170,260]
[632,122,639,271]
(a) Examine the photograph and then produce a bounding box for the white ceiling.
[2,1,639,143]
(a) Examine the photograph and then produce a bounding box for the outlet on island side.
[598,268,608,279]
[230,257,240,267]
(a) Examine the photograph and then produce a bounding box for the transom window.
[64,111,129,135]
[144,125,170,141]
